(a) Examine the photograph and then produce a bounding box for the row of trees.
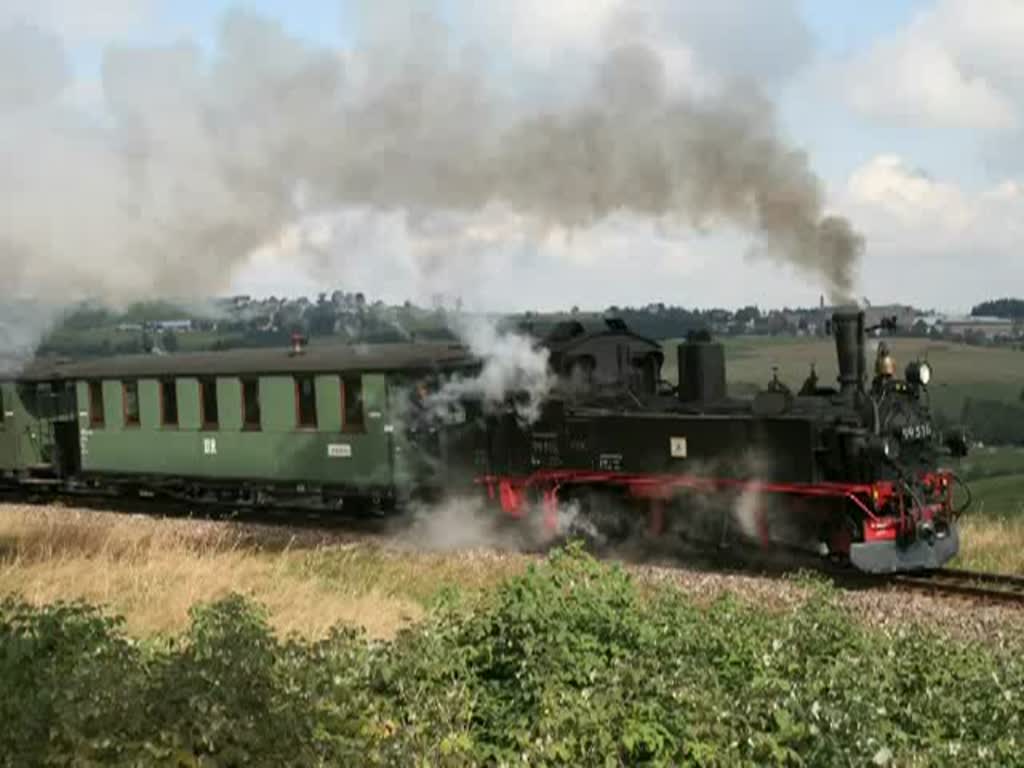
[971,298,1024,318]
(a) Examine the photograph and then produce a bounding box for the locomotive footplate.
[849,525,959,574]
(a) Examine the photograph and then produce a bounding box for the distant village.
[110,291,1024,343]
[693,298,1024,344]
[36,291,1024,361]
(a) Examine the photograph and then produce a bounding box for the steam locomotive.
[0,309,967,575]
[447,309,970,573]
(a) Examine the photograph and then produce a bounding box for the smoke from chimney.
[0,6,862,323]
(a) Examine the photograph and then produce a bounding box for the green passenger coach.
[7,341,477,510]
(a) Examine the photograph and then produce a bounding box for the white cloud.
[230,206,834,312]
[846,38,1016,131]
[843,0,1024,131]
[847,155,973,229]
[839,154,1024,309]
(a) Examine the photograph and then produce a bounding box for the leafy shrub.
[2,545,1023,766]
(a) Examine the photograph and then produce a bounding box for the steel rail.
[889,568,1024,606]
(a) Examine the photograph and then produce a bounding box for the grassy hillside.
[956,445,1024,479]
[964,473,1024,518]
[947,447,1024,521]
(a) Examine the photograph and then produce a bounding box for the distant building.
[150,319,193,333]
[863,304,916,329]
[937,315,1015,340]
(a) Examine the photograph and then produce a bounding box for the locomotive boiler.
[467,310,969,574]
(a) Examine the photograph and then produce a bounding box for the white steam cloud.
[427,315,555,423]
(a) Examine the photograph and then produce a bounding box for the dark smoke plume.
[0,6,862,321]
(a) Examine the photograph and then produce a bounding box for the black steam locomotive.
[455,310,969,574]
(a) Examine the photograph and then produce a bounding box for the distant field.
[943,446,1024,521]
[954,445,1024,480]
[963,473,1024,518]
[662,335,1024,417]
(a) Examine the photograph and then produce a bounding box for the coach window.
[89,381,105,427]
[242,377,261,430]
[0,388,5,426]
[295,376,318,429]
[160,378,179,427]
[123,380,140,427]
[200,377,219,429]
[342,375,364,432]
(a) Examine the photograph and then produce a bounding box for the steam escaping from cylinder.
[0,5,862,338]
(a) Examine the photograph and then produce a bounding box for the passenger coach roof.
[15,342,477,381]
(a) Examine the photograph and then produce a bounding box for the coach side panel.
[76,373,394,488]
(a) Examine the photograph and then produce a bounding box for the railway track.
[889,568,1024,607]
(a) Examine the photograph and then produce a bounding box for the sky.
[1,0,1022,314]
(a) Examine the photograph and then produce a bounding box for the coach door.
[51,381,81,477]
[17,381,78,472]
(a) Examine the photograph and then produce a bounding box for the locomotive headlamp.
[918,362,932,385]
[906,361,932,386]
[870,435,898,461]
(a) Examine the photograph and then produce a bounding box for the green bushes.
[3,545,1023,766]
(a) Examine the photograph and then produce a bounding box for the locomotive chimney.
[677,330,727,403]
[832,309,865,399]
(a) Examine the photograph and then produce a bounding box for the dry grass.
[4,501,1022,650]
[955,516,1024,574]
[0,504,527,640]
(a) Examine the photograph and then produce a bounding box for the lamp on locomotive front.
[875,342,895,379]
[906,360,933,387]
